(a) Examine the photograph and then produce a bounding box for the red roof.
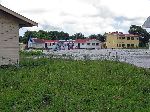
[45,40,59,43]
[33,38,45,43]
[109,32,139,37]
[75,38,96,43]
[119,34,139,37]
[111,31,123,34]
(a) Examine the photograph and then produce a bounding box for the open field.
[1,57,150,111]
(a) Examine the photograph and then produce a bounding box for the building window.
[87,43,90,45]
[96,43,99,46]
[82,43,84,45]
[122,37,125,39]
[92,43,95,46]
[49,43,51,46]
[127,44,130,47]
[131,44,134,47]
[53,43,55,45]
[131,37,134,40]
[127,37,130,40]
[119,44,121,47]
[122,44,125,47]
[137,37,139,40]
[119,37,122,39]
[117,44,118,47]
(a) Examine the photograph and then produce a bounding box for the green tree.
[89,34,105,42]
[48,31,69,40]
[58,31,69,40]
[71,33,85,39]
[19,36,25,43]
[128,25,150,47]
[37,30,49,39]
[21,31,40,44]
[97,34,106,42]
[24,31,38,38]
[89,34,97,39]
[49,31,60,40]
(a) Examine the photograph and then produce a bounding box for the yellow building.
[106,32,139,49]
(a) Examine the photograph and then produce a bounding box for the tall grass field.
[1,57,150,111]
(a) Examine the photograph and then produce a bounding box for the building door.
[45,43,48,48]
[78,43,80,48]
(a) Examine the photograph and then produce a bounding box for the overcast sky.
[1,0,150,36]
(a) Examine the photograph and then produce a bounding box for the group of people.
[53,42,75,51]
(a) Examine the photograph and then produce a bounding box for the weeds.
[0,58,150,111]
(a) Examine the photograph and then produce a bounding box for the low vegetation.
[20,50,43,57]
[1,57,150,111]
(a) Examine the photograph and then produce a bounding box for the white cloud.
[100,0,150,18]
[1,0,150,36]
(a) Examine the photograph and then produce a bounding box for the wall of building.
[74,40,102,49]
[106,34,139,49]
[46,42,57,49]
[106,34,118,48]
[117,36,139,48]
[32,43,45,49]
[0,10,19,65]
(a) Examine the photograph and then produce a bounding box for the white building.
[74,39,102,49]
[59,40,75,50]
[28,38,45,49]
[28,38,102,50]
[45,39,75,50]
[45,40,59,49]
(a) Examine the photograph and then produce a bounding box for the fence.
[30,53,131,63]
[2,49,149,68]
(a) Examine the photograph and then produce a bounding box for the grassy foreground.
[1,58,150,112]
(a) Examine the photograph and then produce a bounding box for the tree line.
[20,25,150,47]
[19,30,106,44]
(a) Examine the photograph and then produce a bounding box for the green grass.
[19,50,43,58]
[1,58,150,112]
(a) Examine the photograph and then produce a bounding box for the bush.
[20,50,43,57]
